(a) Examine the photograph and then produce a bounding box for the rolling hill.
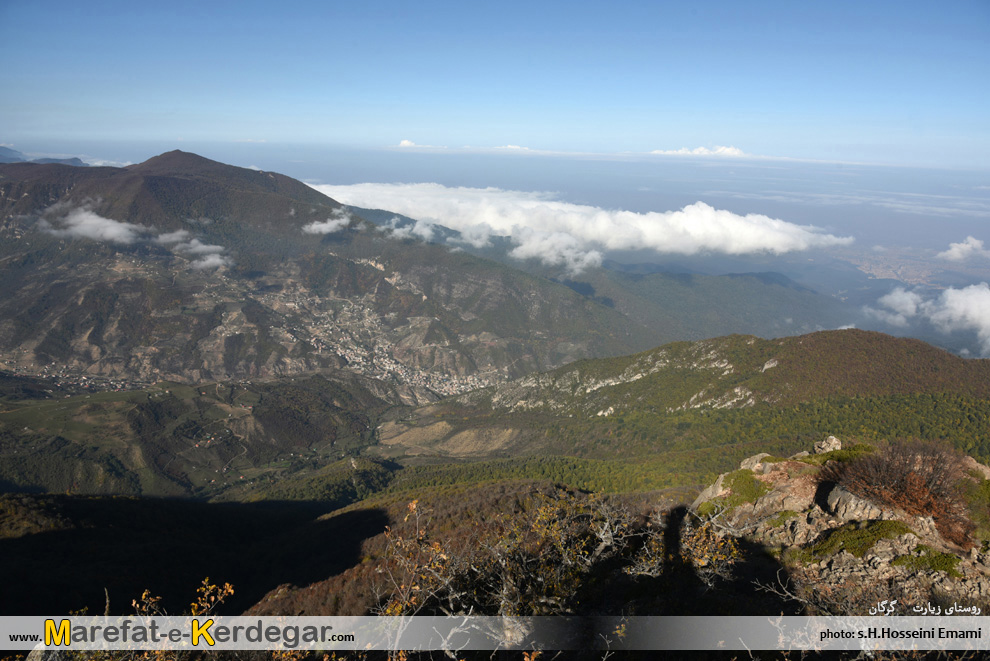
[374,329,990,484]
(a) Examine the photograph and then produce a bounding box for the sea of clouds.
[309,182,854,274]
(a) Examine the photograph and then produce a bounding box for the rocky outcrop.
[826,484,889,522]
[692,436,990,612]
[814,435,841,454]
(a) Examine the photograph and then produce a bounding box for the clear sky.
[2,0,988,168]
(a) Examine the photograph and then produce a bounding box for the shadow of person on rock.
[658,504,803,616]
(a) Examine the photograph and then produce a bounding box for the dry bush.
[821,440,975,548]
[376,489,641,617]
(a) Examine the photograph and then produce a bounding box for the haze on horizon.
[2,0,989,353]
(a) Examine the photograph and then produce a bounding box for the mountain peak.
[127,150,232,175]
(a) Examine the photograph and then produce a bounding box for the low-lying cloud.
[302,208,352,234]
[41,205,151,244]
[188,253,233,270]
[938,236,990,261]
[40,204,231,270]
[387,217,438,242]
[864,284,990,355]
[310,182,853,274]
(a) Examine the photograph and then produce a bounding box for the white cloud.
[173,238,226,255]
[388,217,438,242]
[878,287,924,318]
[309,182,853,274]
[190,254,232,270]
[448,223,494,249]
[937,236,990,261]
[155,229,192,244]
[42,205,151,244]
[157,229,227,259]
[494,145,533,151]
[39,203,231,269]
[85,158,133,167]
[864,284,990,355]
[864,286,926,328]
[651,146,746,157]
[862,306,911,328]
[396,140,447,150]
[507,228,603,273]
[302,208,352,234]
[925,283,990,355]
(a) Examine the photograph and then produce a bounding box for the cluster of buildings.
[257,290,500,396]
[2,359,147,394]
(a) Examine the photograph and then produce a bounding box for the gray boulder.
[740,453,771,471]
[690,472,727,511]
[827,484,885,521]
[814,435,842,454]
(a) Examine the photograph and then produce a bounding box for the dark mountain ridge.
[0,150,337,233]
[0,151,652,390]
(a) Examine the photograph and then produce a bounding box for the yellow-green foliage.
[962,477,990,544]
[801,520,915,561]
[892,544,963,578]
[678,518,741,587]
[725,470,771,504]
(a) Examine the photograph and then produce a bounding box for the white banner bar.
[1,616,987,652]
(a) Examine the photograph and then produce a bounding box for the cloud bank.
[864,284,990,355]
[651,146,746,157]
[310,182,853,273]
[938,236,990,261]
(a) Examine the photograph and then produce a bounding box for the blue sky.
[2,0,989,168]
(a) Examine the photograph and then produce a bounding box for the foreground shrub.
[800,442,876,466]
[820,440,975,549]
[376,490,743,617]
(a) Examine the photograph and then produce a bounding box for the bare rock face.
[814,435,842,454]
[826,484,888,522]
[739,452,771,471]
[690,472,728,510]
[753,463,818,513]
